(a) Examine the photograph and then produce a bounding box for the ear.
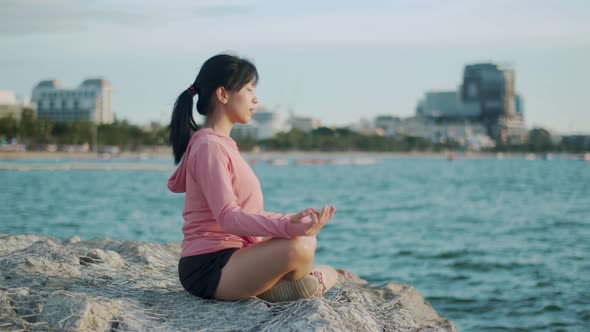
[215,86,229,105]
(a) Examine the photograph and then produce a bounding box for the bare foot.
[311,265,338,295]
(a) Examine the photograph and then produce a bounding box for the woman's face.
[226,81,258,124]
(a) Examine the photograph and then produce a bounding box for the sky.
[0,0,589,134]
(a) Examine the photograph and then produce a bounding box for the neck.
[205,108,233,136]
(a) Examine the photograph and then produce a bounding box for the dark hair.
[169,54,259,165]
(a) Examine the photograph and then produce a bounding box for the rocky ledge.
[0,234,456,331]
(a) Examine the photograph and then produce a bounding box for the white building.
[375,115,494,150]
[374,115,401,136]
[0,90,36,121]
[498,116,528,145]
[0,90,18,104]
[232,121,259,139]
[231,107,288,140]
[350,117,380,136]
[416,91,480,118]
[290,115,321,133]
[252,110,285,139]
[391,117,438,139]
[31,79,113,124]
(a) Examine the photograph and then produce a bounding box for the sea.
[0,154,588,331]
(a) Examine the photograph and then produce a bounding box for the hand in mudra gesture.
[289,205,336,236]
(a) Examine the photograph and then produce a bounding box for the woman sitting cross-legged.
[168,53,338,302]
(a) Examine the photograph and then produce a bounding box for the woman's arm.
[193,141,308,238]
[260,211,293,219]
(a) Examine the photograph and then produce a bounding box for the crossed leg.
[213,236,318,300]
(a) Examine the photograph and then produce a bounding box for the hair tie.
[187,85,198,96]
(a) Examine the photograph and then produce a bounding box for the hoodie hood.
[167,128,237,193]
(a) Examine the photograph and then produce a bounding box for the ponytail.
[169,54,259,165]
[169,90,199,165]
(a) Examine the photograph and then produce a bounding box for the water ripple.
[1,157,589,331]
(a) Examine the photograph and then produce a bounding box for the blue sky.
[0,0,589,134]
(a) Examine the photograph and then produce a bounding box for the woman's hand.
[289,205,336,236]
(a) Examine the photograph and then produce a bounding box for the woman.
[168,54,338,302]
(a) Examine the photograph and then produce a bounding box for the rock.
[79,248,125,268]
[0,234,63,256]
[0,234,457,331]
[66,235,82,244]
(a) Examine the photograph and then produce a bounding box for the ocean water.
[0,156,588,331]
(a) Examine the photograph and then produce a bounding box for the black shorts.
[178,248,239,299]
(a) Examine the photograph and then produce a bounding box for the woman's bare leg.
[213,236,317,300]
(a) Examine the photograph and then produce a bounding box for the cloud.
[1,0,588,49]
[130,1,590,53]
[0,0,145,35]
[0,0,257,36]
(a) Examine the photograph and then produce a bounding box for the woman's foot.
[310,270,327,297]
[309,265,339,298]
[256,275,319,302]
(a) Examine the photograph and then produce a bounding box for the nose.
[253,95,258,105]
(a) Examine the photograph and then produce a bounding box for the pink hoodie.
[168,128,307,257]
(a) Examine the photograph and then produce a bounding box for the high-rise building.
[31,79,113,123]
[461,63,506,119]
[459,63,524,141]
[414,63,525,143]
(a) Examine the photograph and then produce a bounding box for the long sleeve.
[262,211,313,224]
[261,211,293,219]
[193,141,307,238]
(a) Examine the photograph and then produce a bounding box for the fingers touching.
[303,205,336,236]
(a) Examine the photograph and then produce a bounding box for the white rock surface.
[0,233,457,331]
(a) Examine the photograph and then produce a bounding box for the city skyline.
[1,0,589,134]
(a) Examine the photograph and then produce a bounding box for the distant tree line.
[0,109,168,150]
[236,128,459,152]
[490,128,590,153]
[233,127,588,153]
[1,112,588,153]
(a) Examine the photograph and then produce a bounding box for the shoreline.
[0,150,584,161]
